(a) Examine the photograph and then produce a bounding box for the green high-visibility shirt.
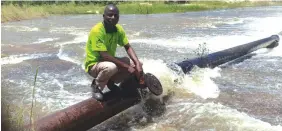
[84,22,129,72]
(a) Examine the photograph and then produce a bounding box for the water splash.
[56,46,82,65]
[141,58,179,95]
[141,58,220,99]
[179,67,221,99]
[136,102,282,131]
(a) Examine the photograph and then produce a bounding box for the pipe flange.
[144,73,163,96]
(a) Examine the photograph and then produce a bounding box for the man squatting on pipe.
[84,4,145,101]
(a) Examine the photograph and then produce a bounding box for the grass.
[1,4,49,23]
[2,103,25,131]
[2,1,282,23]
[29,67,39,131]
[1,67,44,131]
[1,54,9,58]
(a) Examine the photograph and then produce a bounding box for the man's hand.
[128,66,135,74]
[135,62,145,85]
[135,62,143,76]
[124,44,144,84]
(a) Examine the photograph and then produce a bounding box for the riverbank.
[2,1,282,23]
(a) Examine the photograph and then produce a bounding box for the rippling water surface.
[2,6,282,131]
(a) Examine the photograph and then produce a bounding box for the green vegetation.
[1,67,47,131]
[1,54,9,58]
[2,1,282,23]
[194,42,210,58]
[29,67,39,131]
[2,103,25,131]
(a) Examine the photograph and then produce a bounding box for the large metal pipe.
[176,35,280,73]
[26,77,142,131]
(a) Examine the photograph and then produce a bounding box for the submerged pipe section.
[26,78,142,131]
[176,35,280,74]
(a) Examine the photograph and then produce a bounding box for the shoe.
[91,80,103,101]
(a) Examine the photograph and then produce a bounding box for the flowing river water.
[2,6,282,131]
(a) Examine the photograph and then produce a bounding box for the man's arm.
[124,44,144,81]
[124,44,142,66]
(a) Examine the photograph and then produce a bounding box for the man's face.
[103,7,119,26]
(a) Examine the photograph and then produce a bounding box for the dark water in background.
[2,6,282,130]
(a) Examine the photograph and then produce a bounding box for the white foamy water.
[224,18,244,25]
[50,27,88,46]
[33,37,59,44]
[131,32,279,56]
[141,58,220,99]
[194,17,244,29]
[135,102,282,131]
[131,15,282,55]
[253,46,282,58]
[141,58,180,95]
[39,87,90,110]
[2,25,39,32]
[28,72,91,110]
[190,22,217,29]
[49,27,87,33]
[131,35,254,53]
[245,17,282,37]
[251,34,282,58]
[54,31,88,46]
[51,27,88,65]
[131,38,196,49]
[2,6,282,130]
[179,67,221,99]
[1,53,53,65]
[57,46,82,65]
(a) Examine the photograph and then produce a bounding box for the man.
[84,4,144,101]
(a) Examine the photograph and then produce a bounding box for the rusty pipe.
[26,78,141,131]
